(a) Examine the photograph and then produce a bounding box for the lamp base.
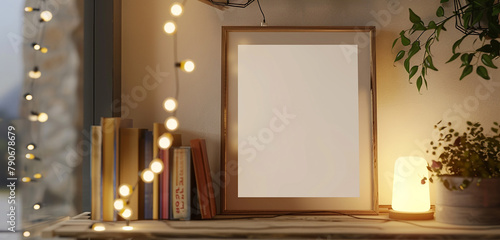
[388,209,434,220]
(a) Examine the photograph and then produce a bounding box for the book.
[152,123,164,219]
[200,139,217,217]
[171,147,191,220]
[119,128,146,220]
[91,126,102,221]
[161,134,182,219]
[143,131,153,219]
[101,118,132,221]
[190,139,211,219]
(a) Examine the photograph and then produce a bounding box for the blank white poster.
[237,45,360,198]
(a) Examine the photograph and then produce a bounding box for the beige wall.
[122,0,500,207]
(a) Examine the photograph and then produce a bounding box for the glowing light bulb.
[27,143,36,150]
[158,133,174,149]
[150,158,164,174]
[33,173,42,179]
[40,47,48,53]
[114,198,125,210]
[163,98,178,112]
[93,223,105,231]
[170,2,184,17]
[33,43,41,50]
[40,11,53,22]
[179,60,195,73]
[22,177,32,183]
[163,21,176,34]
[118,184,133,197]
[141,169,155,183]
[29,114,38,122]
[165,117,179,131]
[122,225,134,231]
[23,231,30,237]
[38,112,48,122]
[33,203,41,210]
[26,153,35,160]
[25,7,33,12]
[29,69,41,79]
[119,207,132,219]
[24,93,33,101]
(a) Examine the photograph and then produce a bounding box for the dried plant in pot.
[422,121,500,225]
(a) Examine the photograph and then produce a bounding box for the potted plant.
[393,0,500,91]
[422,120,500,225]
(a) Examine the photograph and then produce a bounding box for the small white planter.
[435,176,500,225]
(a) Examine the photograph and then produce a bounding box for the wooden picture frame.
[220,26,378,214]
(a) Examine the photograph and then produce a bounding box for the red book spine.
[200,139,216,217]
[160,149,169,219]
[190,139,211,219]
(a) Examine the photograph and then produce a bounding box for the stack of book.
[90,118,216,221]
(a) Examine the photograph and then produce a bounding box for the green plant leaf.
[460,65,473,80]
[440,0,449,2]
[436,6,445,17]
[401,34,411,46]
[461,53,470,65]
[404,58,411,73]
[481,54,498,69]
[409,65,418,80]
[476,66,490,80]
[424,56,438,71]
[429,21,437,29]
[408,41,421,58]
[453,37,465,54]
[392,38,399,49]
[409,9,422,24]
[394,50,405,62]
[413,22,427,31]
[447,53,461,63]
[492,127,498,133]
[477,44,493,53]
[417,76,423,91]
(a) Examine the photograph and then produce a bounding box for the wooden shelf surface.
[42,212,500,239]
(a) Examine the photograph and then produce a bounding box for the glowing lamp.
[23,231,30,237]
[27,143,36,150]
[119,206,132,219]
[22,177,32,183]
[114,198,125,210]
[24,93,33,101]
[123,225,134,231]
[33,173,42,179]
[29,67,41,79]
[389,156,433,220]
[38,112,48,122]
[33,203,41,210]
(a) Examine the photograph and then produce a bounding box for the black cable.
[256,0,265,24]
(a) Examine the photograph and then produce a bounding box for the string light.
[158,133,174,149]
[141,169,155,183]
[23,231,30,237]
[163,21,176,34]
[113,198,125,211]
[28,67,41,79]
[176,60,195,72]
[22,177,32,183]
[150,158,164,174]
[32,43,41,50]
[25,153,36,160]
[40,47,48,53]
[33,203,41,210]
[165,116,179,131]
[40,11,52,22]
[118,184,133,197]
[33,173,42,179]
[92,223,106,232]
[163,97,178,112]
[119,207,132,219]
[170,2,184,17]
[28,114,38,122]
[27,143,36,150]
[37,112,48,122]
[24,93,33,101]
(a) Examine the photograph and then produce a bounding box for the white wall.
[122,0,500,207]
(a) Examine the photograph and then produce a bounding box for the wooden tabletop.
[42,212,500,239]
